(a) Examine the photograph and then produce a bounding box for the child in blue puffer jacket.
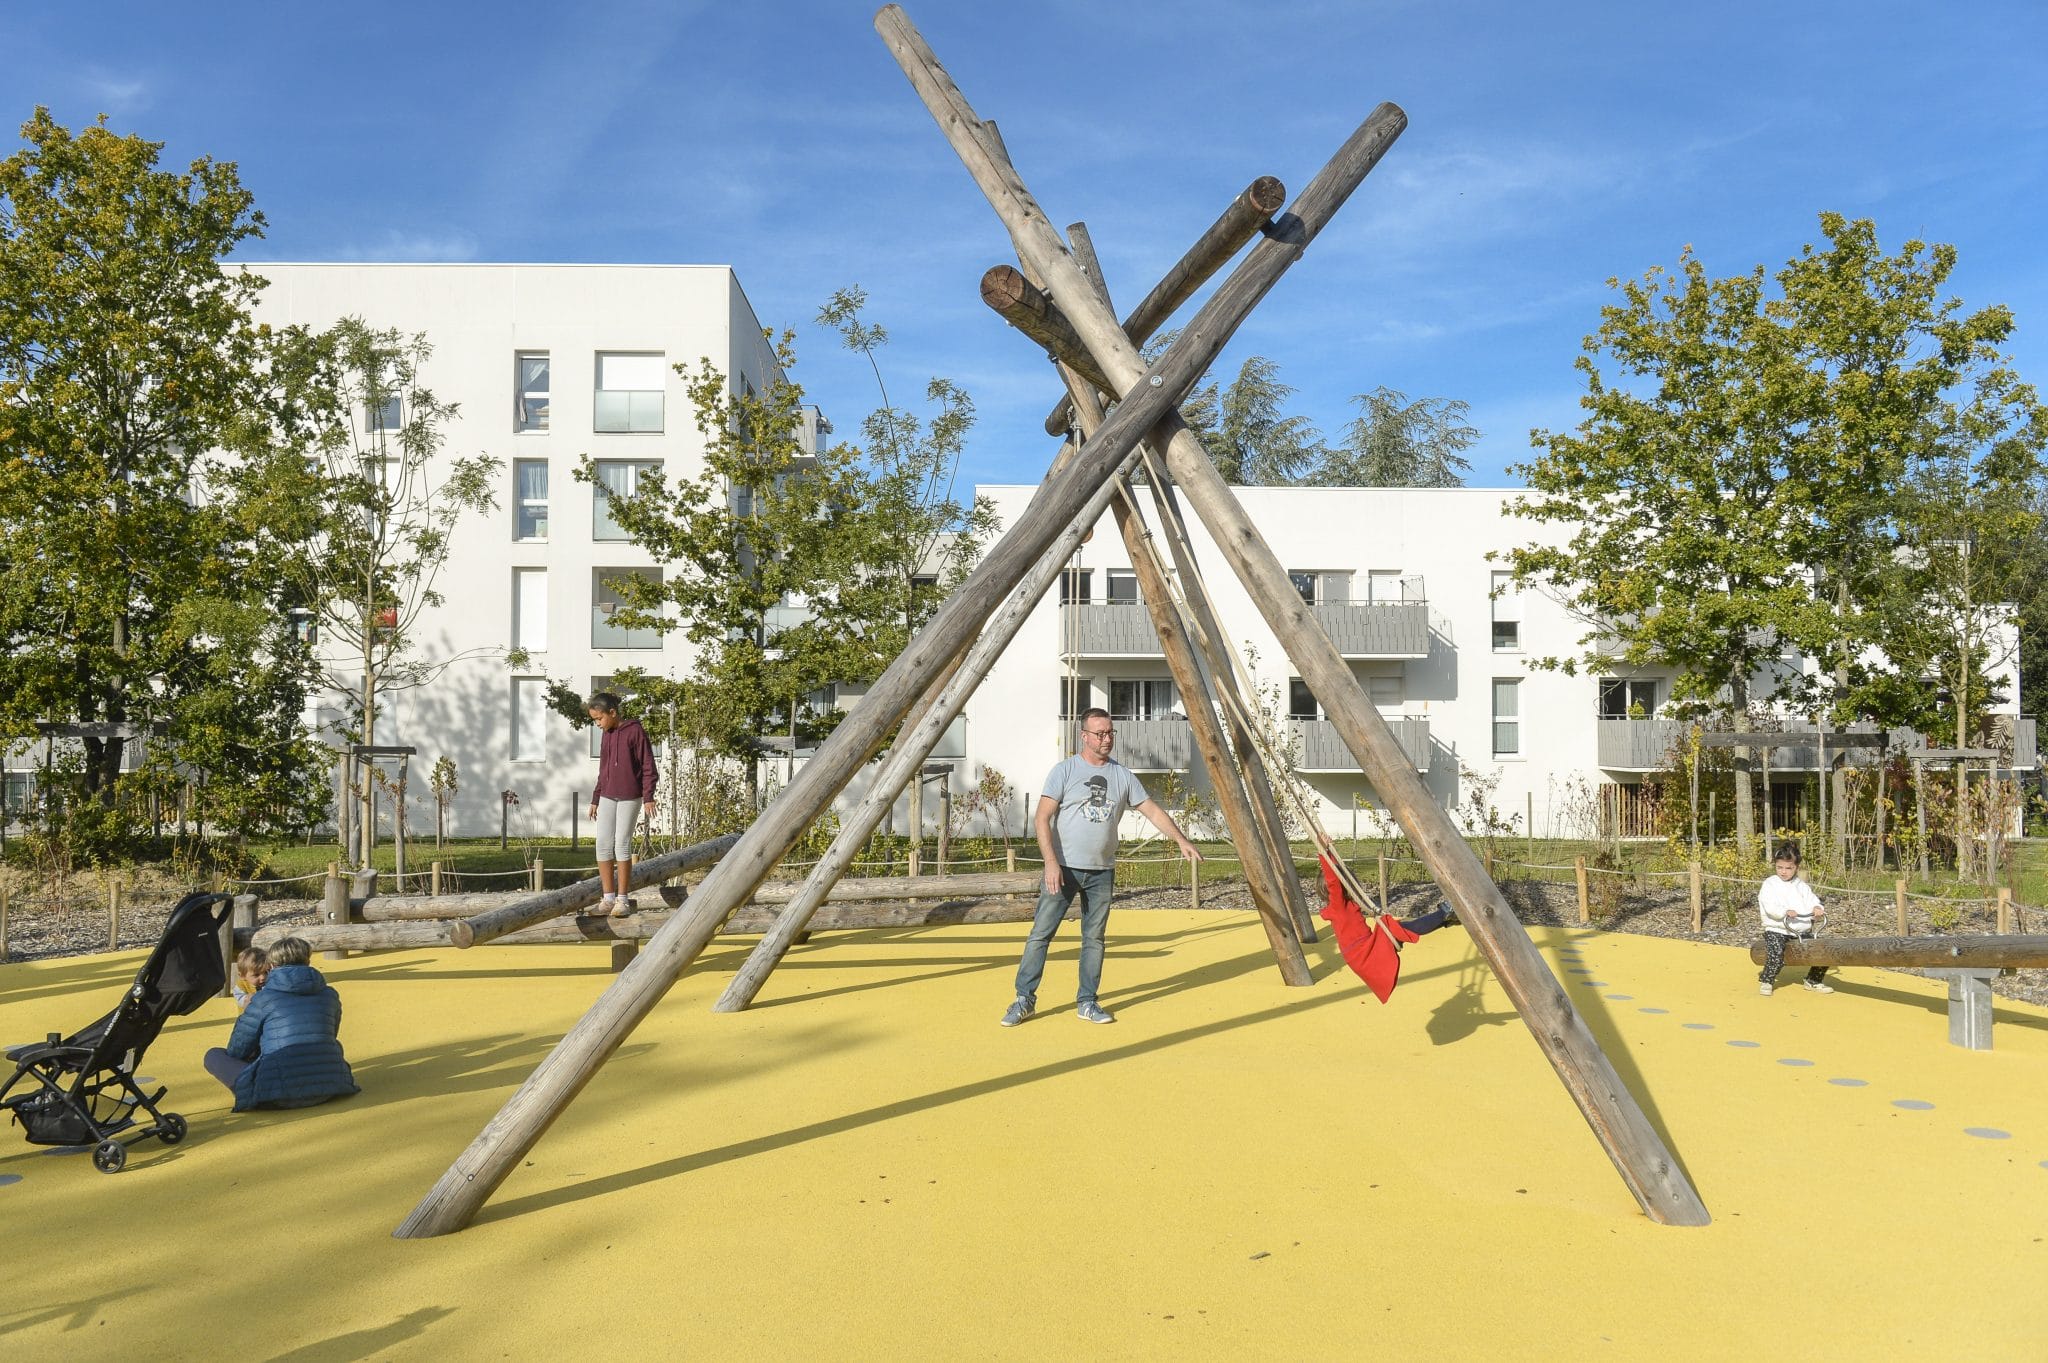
[203,937,360,1111]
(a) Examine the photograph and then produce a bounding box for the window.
[514,459,549,541]
[1492,679,1521,757]
[2,770,36,818]
[1288,677,1321,721]
[592,460,659,540]
[594,352,665,433]
[1059,568,1093,604]
[512,678,548,762]
[516,352,550,433]
[1289,571,1316,605]
[592,568,661,649]
[1491,570,1522,651]
[1110,678,1178,721]
[1365,666,1403,707]
[287,608,317,646]
[1058,676,1093,720]
[365,395,402,432]
[1105,569,1140,604]
[1366,570,1404,603]
[1598,678,1658,719]
[512,568,547,652]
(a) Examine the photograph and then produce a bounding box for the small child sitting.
[232,947,271,1011]
[1757,844,1832,997]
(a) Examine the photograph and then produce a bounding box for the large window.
[1598,678,1658,719]
[512,568,547,652]
[1492,678,1521,757]
[1491,570,1522,651]
[592,568,661,649]
[1287,677,1321,721]
[513,459,549,541]
[1059,568,1093,604]
[1110,678,1178,721]
[1366,570,1404,603]
[594,352,665,433]
[1058,676,1093,720]
[1105,569,1140,604]
[592,459,659,540]
[516,352,550,433]
[365,395,402,432]
[1364,665,1404,707]
[511,678,549,762]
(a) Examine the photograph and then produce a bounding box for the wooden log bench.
[1747,935,2048,1051]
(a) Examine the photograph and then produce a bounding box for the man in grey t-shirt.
[1001,707,1203,1027]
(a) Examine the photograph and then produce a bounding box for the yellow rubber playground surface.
[4,912,2046,1361]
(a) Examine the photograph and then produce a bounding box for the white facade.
[242,263,791,838]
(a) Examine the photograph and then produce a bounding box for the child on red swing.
[1757,843,1831,997]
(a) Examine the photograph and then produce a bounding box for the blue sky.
[9,1,2047,490]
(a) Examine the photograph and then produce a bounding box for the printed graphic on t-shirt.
[1081,775,1111,822]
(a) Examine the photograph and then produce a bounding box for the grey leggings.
[594,797,641,861]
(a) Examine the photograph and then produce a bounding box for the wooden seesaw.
[1749,935,2048,1050]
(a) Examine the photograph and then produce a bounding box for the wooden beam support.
[982,265,1113,392]
[450,834,740,947]
[1746,934,2048,969]
[1042,176,1286,435]
[874,3,1703,1225]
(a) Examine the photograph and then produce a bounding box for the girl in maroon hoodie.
[585,691,658,915]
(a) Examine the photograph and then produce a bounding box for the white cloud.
[329,228,481,263]
[76,66,149,114]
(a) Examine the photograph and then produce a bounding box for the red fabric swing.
[1318,854,1419,1003]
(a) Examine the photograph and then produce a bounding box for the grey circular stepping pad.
[1778,1058,1815,1067]
[1727,1040,1761,1048]
[1605,994,1633,1001]
[1682,1023,1714,1030]
[1891,1099,1935,1111]
[1963,1128,2010,1140]
[1827,1078,1868,1087]
[1639,1008,1668,1014]
[1579,980,1607,987]
[0,1173,20,1187]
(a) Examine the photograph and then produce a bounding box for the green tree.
[1176,352,1327,485]
[0,109,323,850]
[238,318,499,864]
[1308,386,1476,487]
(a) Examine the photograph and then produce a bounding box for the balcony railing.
[1596,719,1686,772]
[1103,717,1192,771]
[1058,602,1160,655]
[1290,716,1431,773]
[1310,601,1429,658]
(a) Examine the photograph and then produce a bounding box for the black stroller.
[2,891,235,1172]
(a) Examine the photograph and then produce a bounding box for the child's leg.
[1759,931,1789,983]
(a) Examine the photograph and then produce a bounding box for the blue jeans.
[1013,867,1116,1004]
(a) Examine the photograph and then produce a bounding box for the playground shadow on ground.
[1825,975,2048,1036]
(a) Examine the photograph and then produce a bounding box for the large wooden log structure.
[1745,935,2048,969]
[873,6,1706,1226]
[398,5,1704,1237]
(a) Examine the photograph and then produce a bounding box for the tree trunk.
[1730,674,1753,864]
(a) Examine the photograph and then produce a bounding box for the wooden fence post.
[907,847,921,878]
[530,859,543,892]
[1575,855,1590,925]
[1190,854,1200,910]
[322,873,351,963]
[107,881,122,952]
[234,894,258,962]
[1,882,10,963]
[1996,886,2012,935]
[1006,847,1017,874]
[1688,860,1703,934]
[1483,846,1494,882]
[1378,854,1389,915]
[431,861,443,897]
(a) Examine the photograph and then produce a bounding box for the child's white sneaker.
[1801,979,1834,994]
[1758,981,1774,996]
[596,895,617,916]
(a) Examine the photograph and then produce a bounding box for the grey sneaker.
[1000,996,1035,1028]
[1758,981,1774,996]
[1076,1001,1116,1024]
[1802,979,1834,994]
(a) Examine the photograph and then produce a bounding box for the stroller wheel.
[157,1113,187,1145]
[93,1140,127,1174]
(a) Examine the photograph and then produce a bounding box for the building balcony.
[1290,716,1431,773]
[1596,719,1687,772]
[1107,717,1193,771]
[1058,602,1161,655]
[1057,599,1429,659]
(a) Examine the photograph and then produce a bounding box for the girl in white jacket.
[1757,844,1832,997]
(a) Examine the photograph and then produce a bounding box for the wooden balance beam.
[1747,935,2048,1050]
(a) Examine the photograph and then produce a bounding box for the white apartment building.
[950,485,2037,842]
[241,262,802,838]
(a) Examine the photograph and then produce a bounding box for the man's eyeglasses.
[1082,727,1115,739]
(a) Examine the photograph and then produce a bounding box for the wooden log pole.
[454,833,741,948]
[430,860,442,897]
[982,265,1113,393]
[1746,934,2048,970]
[1575,856,1590,925]
[1379,854,1389,915]
[0,882,9,963]
[1041,176,1285,435]
[1997,887,2012,935]
[321,873,351,963]
[1688,861,1703,934]
[396,99,1307,1232]
[1895,879,1909,935]
[107,881,121,952]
